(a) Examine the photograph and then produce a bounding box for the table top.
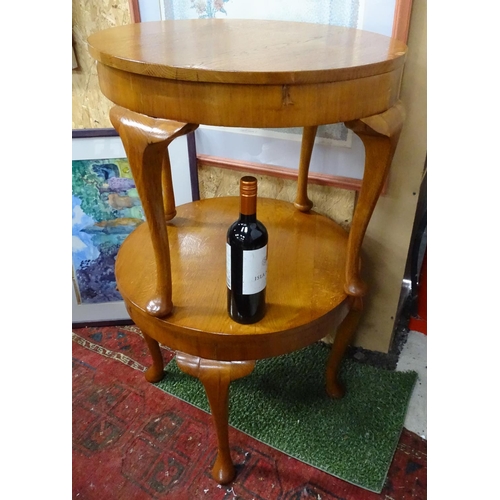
[88,19,407,86]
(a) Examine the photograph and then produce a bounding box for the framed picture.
[72,128,197,326]
[132,0,413,190]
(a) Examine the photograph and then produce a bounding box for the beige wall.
[353,0,427,351]
[72,1,426,353]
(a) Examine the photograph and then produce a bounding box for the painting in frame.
[72,129,139,325]
[131,0,413,187]
[72,128,197,326]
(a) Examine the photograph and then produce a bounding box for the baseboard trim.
[72,319,135,329]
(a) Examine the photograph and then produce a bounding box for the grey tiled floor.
[396,330,427,439]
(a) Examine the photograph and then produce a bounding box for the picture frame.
[131,0,413,191]
[72,128,198,326]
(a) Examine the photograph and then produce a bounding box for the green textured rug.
[154,343,417,493]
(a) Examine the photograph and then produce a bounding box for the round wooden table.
[88,19,407,484]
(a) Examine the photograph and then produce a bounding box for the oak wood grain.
[88,20,408,484]
[294,125,317,212]
[326,296,363,398]
[88,20,407,85]
[344,102,406,297]
[142,331,165,383]
[109,106,198,317]
[89,20,406,128]
[116,197,351,361]
[176,353,255,484]
[96,63,404,128]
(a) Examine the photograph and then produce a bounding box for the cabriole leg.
[294,125,318,212]
[142,331,165,383]
[326,297,363,398]
[343,102,405,297]
[176,352,255,484]
[326,102,405,397]
[109,106,198,318]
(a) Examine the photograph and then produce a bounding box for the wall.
[72,0,131,129]
[353,0,427,351]
[72,0,426,353]
[197,165,354,229]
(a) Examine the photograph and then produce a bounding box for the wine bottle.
[226,176,268,324]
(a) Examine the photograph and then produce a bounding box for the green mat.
[154,343,417,493]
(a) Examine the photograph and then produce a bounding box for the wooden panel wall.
[72,0,132,129]
[198,165,355,229]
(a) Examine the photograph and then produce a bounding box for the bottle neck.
[239,212,257,223]
[239,175,257,221]
[240,193,257,219]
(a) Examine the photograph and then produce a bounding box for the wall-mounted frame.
[132,0,413,43]
[72,128,198,327]
[130,0,413,192]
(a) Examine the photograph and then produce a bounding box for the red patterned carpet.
[72,326,426,499]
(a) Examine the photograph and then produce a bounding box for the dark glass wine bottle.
[226,176,268,324]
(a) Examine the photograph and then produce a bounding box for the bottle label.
[226,244,268,294]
